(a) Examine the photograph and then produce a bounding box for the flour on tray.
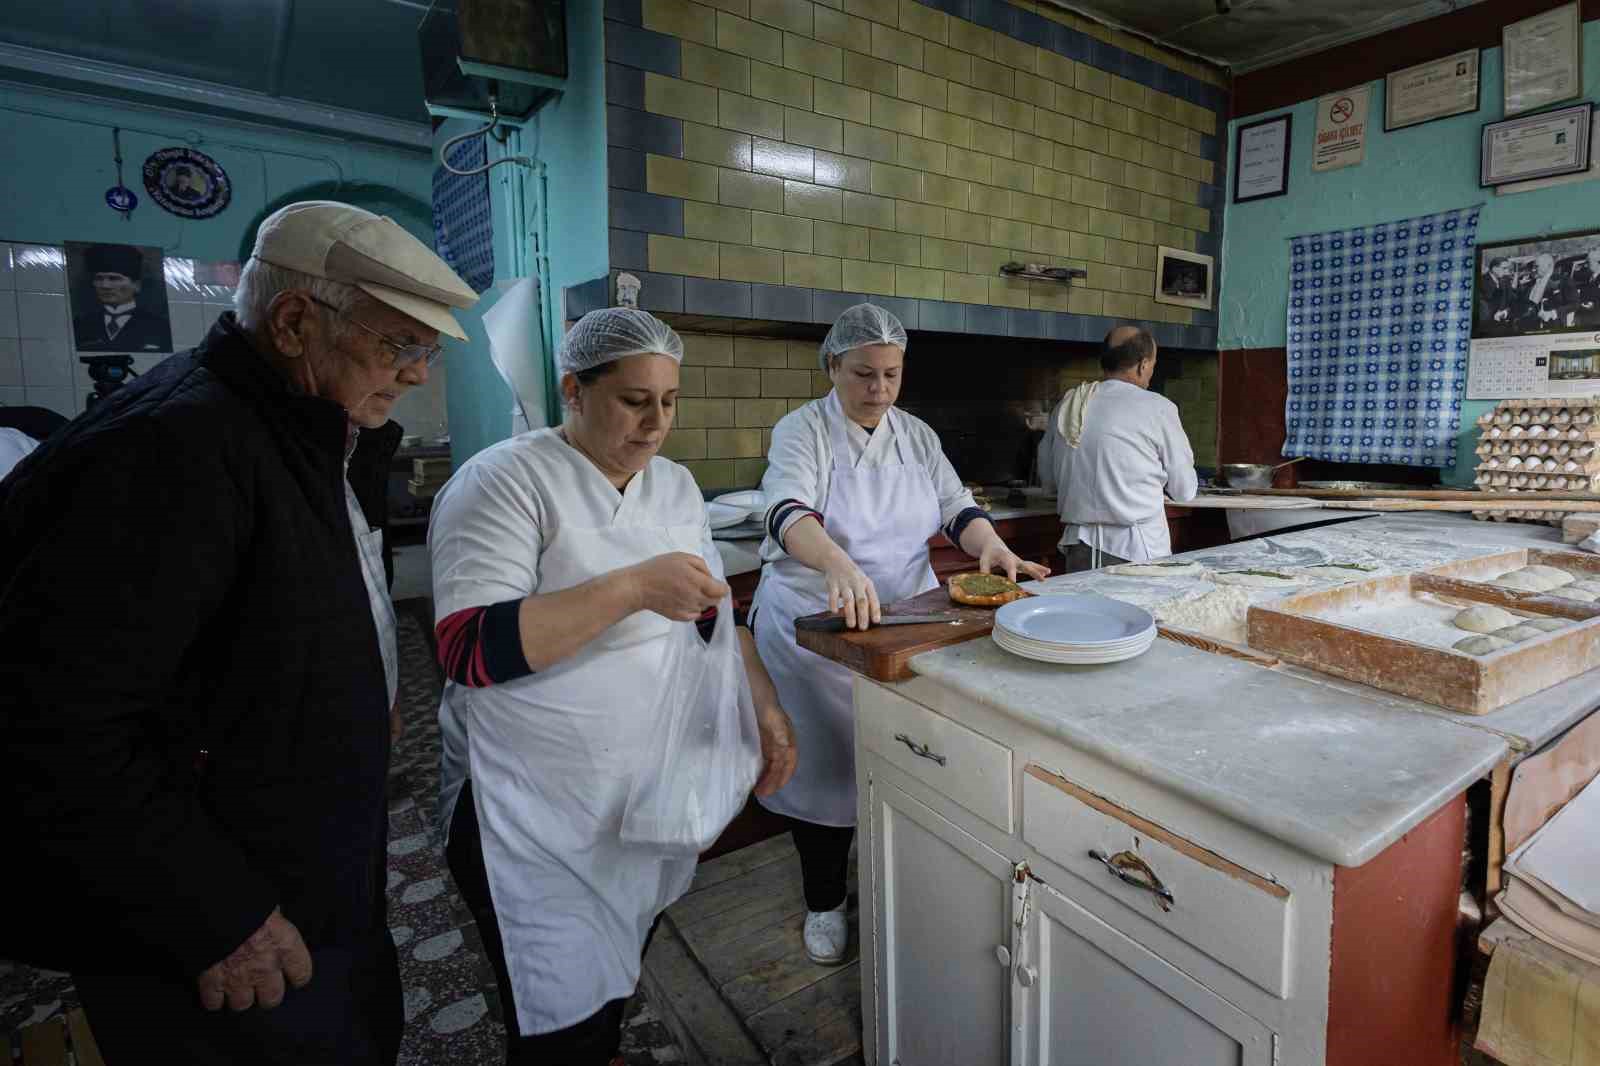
[1312,592,1529,651]
[1153,586,1251,644]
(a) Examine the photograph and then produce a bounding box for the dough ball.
[1525,618,1569,632]
[1516,565,1575,589]
[1454,605,1519,633]
[1558,588,1600,602]
[1496,624,1543,643]
[1454,635,1512,655]
[1494,570,1550,593]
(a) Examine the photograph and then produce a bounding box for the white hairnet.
[818,303,907,370]
[558,307,683,375]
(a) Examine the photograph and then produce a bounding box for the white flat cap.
[251,201,478,340]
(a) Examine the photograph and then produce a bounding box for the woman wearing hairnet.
[752,302,1049,965]
[426,308,797,1065]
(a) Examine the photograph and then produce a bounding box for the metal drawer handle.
[894,732,946,766]
[1089,849,1175,912]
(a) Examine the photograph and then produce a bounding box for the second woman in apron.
[752,303,1050,965]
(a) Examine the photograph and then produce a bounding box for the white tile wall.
[17,292,70,343]
[13,245,65,293]
[21,338,72,389]
[27,387,76,418]
[169,301,206,349]
[0,292,18,339]
[0,243,13,290]
[0,387,24,407]
[0,339,20,387]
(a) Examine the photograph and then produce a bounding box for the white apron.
[461,468,706,1034]
[753,401,941,827]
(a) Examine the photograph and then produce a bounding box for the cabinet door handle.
[893,732,946,765]
[1089,849,1175,912]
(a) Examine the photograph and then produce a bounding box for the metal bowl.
[1218,463,1275,490]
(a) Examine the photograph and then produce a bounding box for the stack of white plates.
[991,594,1157,665]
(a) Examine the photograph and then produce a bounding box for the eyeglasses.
[306,295,444,369]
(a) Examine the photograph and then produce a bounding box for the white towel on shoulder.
[1056,382,1099,447]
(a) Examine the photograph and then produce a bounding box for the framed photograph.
[1384,48,1481,131]
[1153,246,1214,311]
[1233,113,1291,203]
[1481,102,1593,187]
[1471,228,1600,340]
[1503,1,1582,117]
[63,242,173,354]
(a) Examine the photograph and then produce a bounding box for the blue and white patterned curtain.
[432,135,495,295]
[1284,204,1481,469]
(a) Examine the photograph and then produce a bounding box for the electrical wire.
[439,92,531,176]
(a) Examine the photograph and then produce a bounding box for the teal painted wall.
[1220,20,1600,484]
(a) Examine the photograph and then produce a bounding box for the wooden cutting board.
[794,585,1002,681]
[1183,494,1322,509]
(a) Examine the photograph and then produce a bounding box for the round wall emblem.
[143,147,232,219]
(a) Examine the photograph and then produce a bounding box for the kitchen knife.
[795,613,970,633]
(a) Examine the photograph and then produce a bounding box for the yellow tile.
[1147,90,1178,120]
[751,209,812,251]
[870,92,923,135]
[1131,111,1162,140]
[649,234,721,278]
[1012,131,1052,167]
[1029,283,1073,312]
[1089,153,1125,186]
[735,398,790,427]
[1029,224,1071,256]
[844,190,897,228]
[808,374,830,397]
[685,122,753,169]
[923,41,972,84]
[843,120,898,162]
[989,217,1029,248]
[814,220,870,258]
[750,137,813,180]
[852,0,898,23]
[784,251,843,288]
[662,428,709,460]
[1121,216,1156,244]
[718,243,785,283]
[843,258,897,295]
[968,182,1009,216]
[1074,63,1109,99]
[923,108,973,149]
[1102,291,1138,317]
[1093,97,1132,133]
[683,333,734,365]
[815,79,872,124]
[871,160,923,200]
[1135,242,1158,270]
[897,66,948,110]
[1014,71,1054,110]
[947,18,994,59]
[1063,148,1094,178]
[645,73,720,123]
[706,426,763,456]
[989,275,1029,308]
[1107,130,1143,164]
[945,145,992,184]
[762,368,816,397]
[970,56,1013,97]
[1085,208,1121,239]
[704,367,762,396]
[994,31,1036,72]
[1069,231,1105,262]
[1123,163,1156,193]
[813,150,870,190]
[783,109,844,153]
[750,0,811,34]
[991,156,1032,192]
[647,154,721,202]
[733,457,769,484]
[679,399,735,431]
[1036,108,1073,144]
[843,50,898,95]
[1072,119,1109,155]
[1105,185,1140,215]
[783,180,843,221]
[869,228,921,265]
[1068,288,1103,316]
[719,168,786,211]
[943,271,988,303]
[1139,191,1172,222]
[993,97,1036,134]
[972,120,1013,159]
[1056,84,1095,121]
[719,90,785,137]
[782,32,843,81]
[1105,239,1139,268]
[1069,175,1107,209]
[899,0,947,43]
[945,209,989,243]
[946,82,995,125]
[785,339,815,368]
[750,60,812,108]
[896,264,944,299]
[718,11,783,63]
[922,173,970,210]
[1030,166,1067,202]
[734,336,790,366]
[680,43,752,93]
[1108,75,1146,112]
[686,201,755,244]
[678,366,708,396]
[643,0,718,46]
[871,23,925,69]
[1158,118,1187,149]
[918,236,967,271]
[897,134,947,174]
[1011,191,1052,225]
[1037,50,1074,87]
[812,5,871,48]
[966,243,1010,276]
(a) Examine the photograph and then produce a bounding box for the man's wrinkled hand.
[196,907,313,1012]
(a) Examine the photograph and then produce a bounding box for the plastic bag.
[621,596,762,853]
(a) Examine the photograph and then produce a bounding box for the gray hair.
[234,257,360,338]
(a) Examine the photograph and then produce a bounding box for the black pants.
[791,819,855,912]
[446,781,659,1066]
[1064,543,1130,573]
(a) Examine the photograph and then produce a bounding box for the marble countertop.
[906,513,1600,866]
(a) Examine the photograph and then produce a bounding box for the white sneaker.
[804,906,849,965]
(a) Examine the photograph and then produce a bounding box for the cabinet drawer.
[859,685,1014,833]
[1022,766,1291,997]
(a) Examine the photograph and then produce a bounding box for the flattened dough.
[1454,634,1512,655]
[1212,571,1303,590]
[1493,570,1550,593]
[1453,605,1518,633]
[1525,617,1570,632]
[1496,624,1543,642]
[1106,561,1208,578]
[1556,588,1599,602]
[1514,565,1575,589]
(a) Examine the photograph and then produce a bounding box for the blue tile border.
[605,63,646,111]
[966,304,1006,335]
[918,300,964,333]
[1014,9,1051,48]
[604,0,642,27]
[616,270,685,314]
[604,22,681,76]
[564,276,610,321]
[608,146,647,191]
[752,283,813,321]
[606,105,683,158]
[969,0,1014,35]
[609,228,648,270]
[608,188,684,236]
[1008,308,1048,338]
[685,277,754,318]
[811,290,868,325]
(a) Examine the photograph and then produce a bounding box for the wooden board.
[1221,487,1600,501]
[1182,494,1323,509]
[1322,499,1600,512]
[793,586,1004,682]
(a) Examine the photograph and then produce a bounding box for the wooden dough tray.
[1247,550,1600,714]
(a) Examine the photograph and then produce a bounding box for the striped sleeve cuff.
[768,497,823,551]
[436,599,534,687]
[943,506,989,545]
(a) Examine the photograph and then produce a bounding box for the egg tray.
[1473,399,1600,526]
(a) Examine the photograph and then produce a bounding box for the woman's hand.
[628,552,730,621]
[823,556,880,630]
[752,702,797,797]
[978,541,1051,583]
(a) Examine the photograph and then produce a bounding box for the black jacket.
[0,314,398,978]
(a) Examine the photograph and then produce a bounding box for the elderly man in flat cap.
[71,242,172,352]
[0,202,478,1064]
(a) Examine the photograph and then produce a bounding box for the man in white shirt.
[1039,324,1198,570]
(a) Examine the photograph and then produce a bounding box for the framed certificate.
[1384,48,1481,131]
[1481,103,1593,187]
[1503,2,1582,117]
[1234,113,1291,203]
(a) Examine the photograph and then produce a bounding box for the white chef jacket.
[758,392,976,582]
[0,428,39,480]
[1038,379,1198,561]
